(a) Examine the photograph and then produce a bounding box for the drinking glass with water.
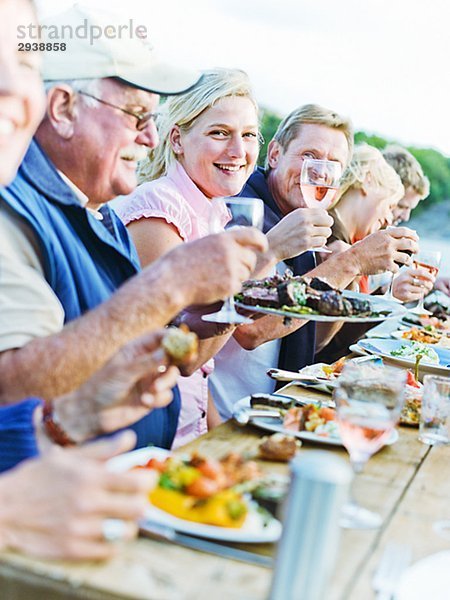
[419,375,450,445]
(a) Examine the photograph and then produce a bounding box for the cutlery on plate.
[232,407,282,426]
[267,368,328,382]
[358,341,384,355]
[351,355,384,365]
[249,393,296,409]
[372,542,411,600]
[267,359,380,383]
[140,521,273,568]
[249,394,297,409]
[249,393,335,410]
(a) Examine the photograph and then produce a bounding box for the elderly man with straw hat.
[0,5,267,449]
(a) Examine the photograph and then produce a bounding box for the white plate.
[293,356,384,394]
[391,328,450,348]
[234,397,399,448]
[351,339,450,377]
[397,551,450,600]
[391,330,410,340]
[294,363,338,393]
[108,447,282,543]
[364,315,406,339]
[236,291,406,323]
[401,313,450,331]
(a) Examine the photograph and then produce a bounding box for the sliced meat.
[315,290,347,316]
[277,280,307,307]
[240,286,279,307]
[309,277,335,292]
[346,297,372,316]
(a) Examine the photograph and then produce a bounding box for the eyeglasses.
[78,91,158,131]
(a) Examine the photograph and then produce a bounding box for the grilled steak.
[277,280,307,307]
[308,277,335,292]
[239,286,279,308]
[346,297,372,316]
[316,290,350,316]
[238,274,375,318]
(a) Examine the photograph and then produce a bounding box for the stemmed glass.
[408,250,441,315]
[333,363,406,529]
[300,158,342,253]
[379,226,412,303]
[380,271,402,303]
[202,197,265,325]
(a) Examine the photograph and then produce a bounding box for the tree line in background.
[259,108,450,215]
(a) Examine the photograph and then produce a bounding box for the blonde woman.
[329,143,405,248]
[115,68,261,446]
[328,144,435,301]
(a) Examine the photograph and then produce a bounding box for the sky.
[35,0,450,156]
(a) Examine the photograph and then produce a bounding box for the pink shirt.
[115,162,218,448]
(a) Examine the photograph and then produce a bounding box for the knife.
[267,368,328,383]
[358,341,383,355]
[140,521,274,568]
[249,392,335,410]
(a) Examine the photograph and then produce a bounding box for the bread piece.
[258,433,300,462]
[162,324,198,366]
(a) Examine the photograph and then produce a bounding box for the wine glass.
[408,250,441,315]
[333,362,406,529]
[202,197,265,325]
[379,227,413,303]
[300,158,342,253]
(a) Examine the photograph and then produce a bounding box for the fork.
[372,542,411,600]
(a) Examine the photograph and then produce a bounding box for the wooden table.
[1,382,450,600]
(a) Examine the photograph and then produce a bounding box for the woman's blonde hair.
[138,68,259,183]
[332,143,404,208]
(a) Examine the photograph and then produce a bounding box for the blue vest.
[0,140,180,449]
[240,167,316,373]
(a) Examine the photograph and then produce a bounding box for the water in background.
[408,201,450,276]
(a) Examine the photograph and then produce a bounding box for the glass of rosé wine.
[300,158,342,253]
[333,362,406,529]
[408,250,441,315]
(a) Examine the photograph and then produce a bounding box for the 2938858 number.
[18,42,67,52]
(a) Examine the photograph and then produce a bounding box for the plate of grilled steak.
[235,274,406,323]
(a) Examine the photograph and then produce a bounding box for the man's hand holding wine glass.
[407,250,441,315]
[266,207,334,262]
[392,264,436,303]
[350,226,419,276]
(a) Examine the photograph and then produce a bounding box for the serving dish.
[233,396,398,448]
[236,290,406,323]
[351,338,450,377]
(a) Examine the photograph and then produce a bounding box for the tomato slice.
[406,370,420,388]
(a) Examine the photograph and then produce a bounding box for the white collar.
[57,170,103,220]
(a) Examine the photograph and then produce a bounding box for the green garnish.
[227,499,247,521]
[281,305,314,314]
[159,472,181,491]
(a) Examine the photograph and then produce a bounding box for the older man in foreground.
[0,0,209,561]
[0,5,267,449]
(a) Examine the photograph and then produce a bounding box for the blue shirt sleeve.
[0,398,42,473]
